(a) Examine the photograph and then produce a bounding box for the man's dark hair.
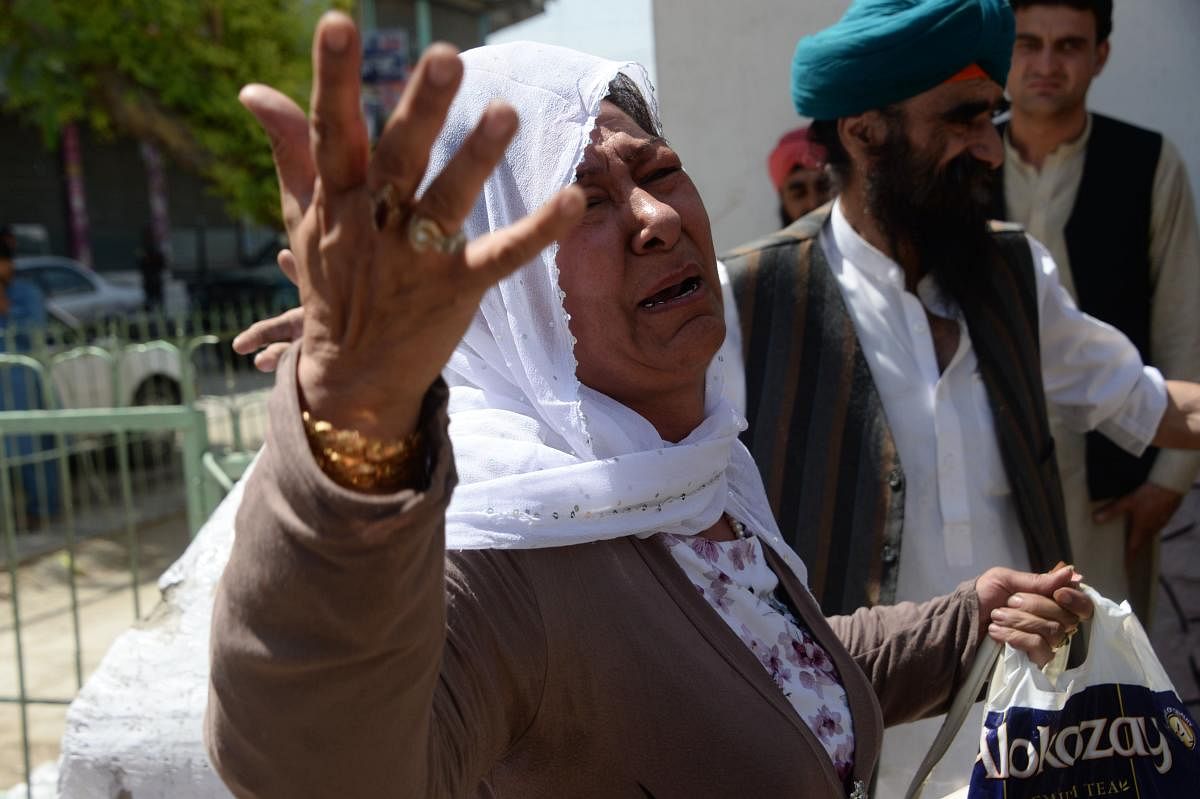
[1011,0,1113,43]
[808,119,850,186]
[605,73,660,137]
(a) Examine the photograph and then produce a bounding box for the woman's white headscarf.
[429,42,806,585]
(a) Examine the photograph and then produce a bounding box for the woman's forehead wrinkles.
[621,135,669,163]
[576,134,670,180]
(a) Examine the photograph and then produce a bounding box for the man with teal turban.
[789,0,1014,120]
[724,0,1200,793]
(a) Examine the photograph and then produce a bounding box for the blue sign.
[362,29,410,84]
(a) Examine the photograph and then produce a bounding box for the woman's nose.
[629,189,681,253]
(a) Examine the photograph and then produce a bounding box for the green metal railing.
[1,309,276,796]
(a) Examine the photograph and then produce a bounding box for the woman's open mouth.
[638,276,703,310]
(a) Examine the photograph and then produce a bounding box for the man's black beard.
[865,128,998,311]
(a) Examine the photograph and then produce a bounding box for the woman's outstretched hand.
[241,11,584,438]
[976,565,1093,667]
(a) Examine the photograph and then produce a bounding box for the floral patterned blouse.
[662,530,856,781]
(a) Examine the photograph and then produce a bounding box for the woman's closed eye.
[641,165,681,185]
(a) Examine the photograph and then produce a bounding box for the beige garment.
[1003,115,1200,617]
[205,346,986,799]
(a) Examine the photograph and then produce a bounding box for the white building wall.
[652,0,1200,253]
[1088,0,1200,208]
[487,0,656,84]
[651,0,850,252]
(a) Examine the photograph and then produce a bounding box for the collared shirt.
[1003,115,1200,495]
[823,199,1167,796]
[823,199,1165,597]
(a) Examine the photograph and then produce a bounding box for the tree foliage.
[0,0,352,225]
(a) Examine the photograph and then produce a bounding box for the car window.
[34,267,95,297]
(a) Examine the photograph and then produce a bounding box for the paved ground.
[1,383,270,795]
[1,513,191,791]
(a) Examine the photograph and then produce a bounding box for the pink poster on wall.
[62,123,93,268]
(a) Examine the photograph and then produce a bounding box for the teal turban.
[791,0,1014,120]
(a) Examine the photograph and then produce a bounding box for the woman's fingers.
[988,624,1055,667]
[413,103,518,237]
[977,565,1091,667]
[369,44,464,198]
[990,596,1076,643]
[232,307,306,355]
[464,186,586,286]
[239,85,314,236]
[989,589,1088,667]
[310,11,369,194]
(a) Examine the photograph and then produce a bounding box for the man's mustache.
[929,154,997,208]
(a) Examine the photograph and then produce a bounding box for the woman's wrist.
[297,349,427,440]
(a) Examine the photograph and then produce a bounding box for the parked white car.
[48,343,185,410]
[6,257,183,408]
[14,256,145,327]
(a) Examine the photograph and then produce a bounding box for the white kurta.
[821,200,1168,796]
[1003,116,1200,617]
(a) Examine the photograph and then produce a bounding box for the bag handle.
[903,638,1001,799]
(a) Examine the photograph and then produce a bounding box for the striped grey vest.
[724,209,1072,615]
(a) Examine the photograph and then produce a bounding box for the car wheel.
[130,375,183,466]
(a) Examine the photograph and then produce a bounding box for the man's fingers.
[232,307,306,355]
[1002,568,1091,621]
[310,11,369,194]
[369,44,463,199]
[464,186,585,284]
[1051,586,1094,621]
[239,85,315,235]
[276,248,300,285]
[253,343,292,373]
[1094,493,1132,524]
[989,564,1078,599]
[413,103,518,235]
[1127,517,1156,561]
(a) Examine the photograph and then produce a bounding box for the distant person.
[137,226,168,310]
[767,126,832,226]
[0,224,61,522]
[996,0,1200,621]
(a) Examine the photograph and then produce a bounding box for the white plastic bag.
[968,585,1200,797]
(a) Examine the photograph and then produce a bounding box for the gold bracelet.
[302,410,426,493]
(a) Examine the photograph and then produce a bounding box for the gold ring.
[408,214,467,255]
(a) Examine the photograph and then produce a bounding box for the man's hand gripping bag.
[969,586,1200,798]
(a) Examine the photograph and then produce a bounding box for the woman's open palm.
[240,11,583,438]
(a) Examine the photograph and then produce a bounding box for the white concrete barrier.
[56,466,251,798]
